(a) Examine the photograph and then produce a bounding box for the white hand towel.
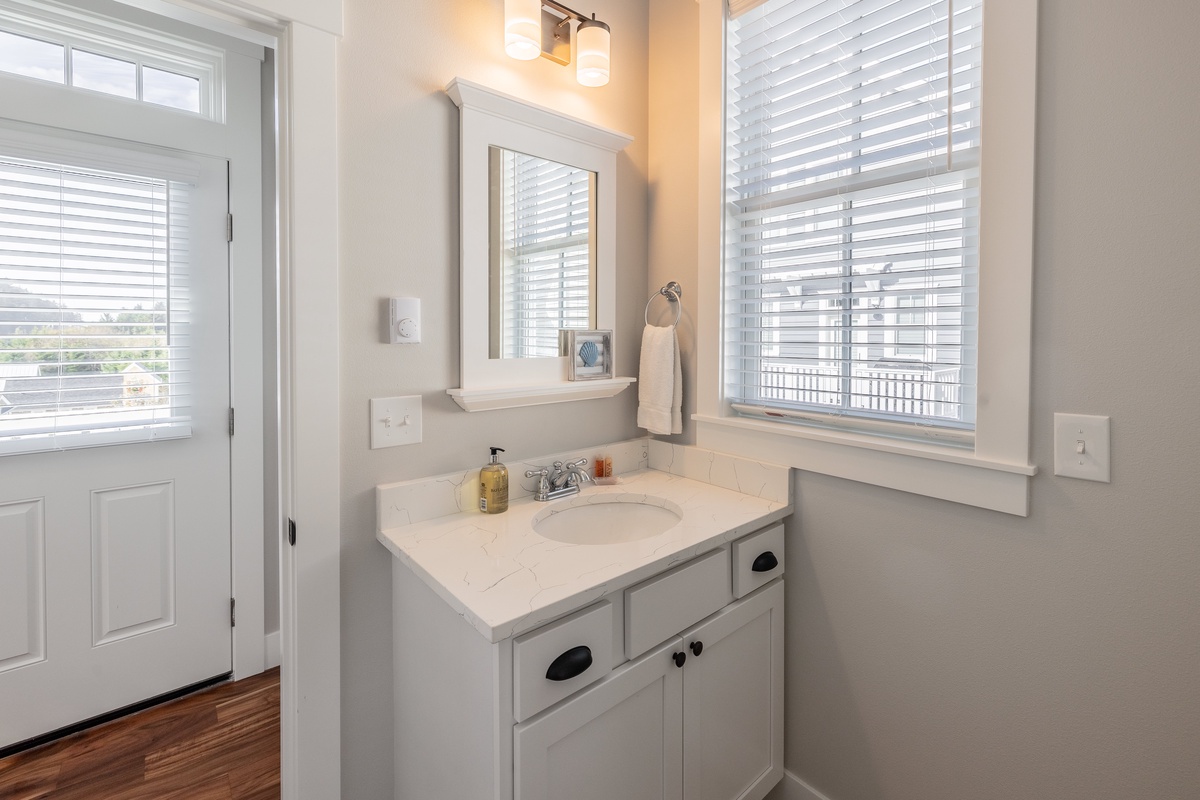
[637,324,682,435]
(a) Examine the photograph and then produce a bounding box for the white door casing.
[114,2,344,797]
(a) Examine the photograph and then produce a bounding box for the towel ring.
[645,281,683,327]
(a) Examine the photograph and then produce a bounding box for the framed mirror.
[446,78,634,411]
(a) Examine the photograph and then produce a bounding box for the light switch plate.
[1053,413,1110,482]
[370,395,422,449]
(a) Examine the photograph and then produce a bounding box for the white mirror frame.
[446,78,635,412]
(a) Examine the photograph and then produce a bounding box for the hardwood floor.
[0,668,280,800]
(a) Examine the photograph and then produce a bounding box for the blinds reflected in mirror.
[490,146,596,360]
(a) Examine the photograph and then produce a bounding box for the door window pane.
[71,49,136,99]
[143,66,200,113]
[0,149,194,452]
[0,31,65,83]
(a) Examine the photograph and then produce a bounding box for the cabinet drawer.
[732,523,785,599]
[513,600,613,723]
[625,548,732,660]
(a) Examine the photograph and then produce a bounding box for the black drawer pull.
[673,651,687,668]
[546,645,593,681]
[690,641,703,657]
[751,551,779,573]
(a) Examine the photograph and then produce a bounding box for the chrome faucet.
[525,457,593,501]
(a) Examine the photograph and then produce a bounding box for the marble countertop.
[377,468,790,643]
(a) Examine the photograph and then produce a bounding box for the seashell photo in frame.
[564,329,613,381]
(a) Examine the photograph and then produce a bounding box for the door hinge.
[226,212,234,242]
[288,518,296,547]
[229,407,235,436]
[230,597,236,627]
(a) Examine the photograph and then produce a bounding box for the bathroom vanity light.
[504,0,543,60]
[504,0,611,87]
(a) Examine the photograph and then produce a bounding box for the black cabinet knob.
[546,645,593,681]
[751,551,779,573]
[690,641,703,657]
[673,651,687,668]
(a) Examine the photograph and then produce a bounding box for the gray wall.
[336,0,649,796]
[778,2,1200,798]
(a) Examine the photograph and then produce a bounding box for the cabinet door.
[515,638,685,800]
[681,580,784,800]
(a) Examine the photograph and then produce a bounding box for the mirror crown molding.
[446,78,632,153]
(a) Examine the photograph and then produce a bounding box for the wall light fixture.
[504,0,611,87]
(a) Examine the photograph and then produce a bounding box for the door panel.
[682,581,784,800]
[91,481,176,644]
[0,498,44,672]
[516,638,684,800]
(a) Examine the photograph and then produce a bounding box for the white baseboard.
[265,630,281,669]
[766,771,836,800]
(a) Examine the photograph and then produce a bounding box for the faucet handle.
[525,465,552,501]
[565,457,589,470]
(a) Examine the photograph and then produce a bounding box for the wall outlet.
[1053,413,1110,482]
[370,396,422,449]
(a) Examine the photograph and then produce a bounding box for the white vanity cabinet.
[392,522,786,800]
[515,581,784,800]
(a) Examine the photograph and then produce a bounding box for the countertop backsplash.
[647,440,790,505]
[376,438,651,530]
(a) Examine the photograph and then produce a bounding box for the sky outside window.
[0,31,65,83]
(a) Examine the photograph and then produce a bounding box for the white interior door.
[0,129,233,749]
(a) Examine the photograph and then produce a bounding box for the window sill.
[0,423,191,457]
[693,414,1036,516]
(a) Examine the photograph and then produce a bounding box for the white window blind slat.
[733,65,982,150]
[0,150,193,452]
[725,0,982,435]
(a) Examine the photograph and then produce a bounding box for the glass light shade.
[505,0,542,60]
[575,19,610,87]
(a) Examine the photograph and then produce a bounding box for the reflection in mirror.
[488,146,596,359]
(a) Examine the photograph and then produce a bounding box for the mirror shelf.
[446,78,634,411]
[447,377,636,413]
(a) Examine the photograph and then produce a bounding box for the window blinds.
[496,149,594,359]
[725,0,982,437]
[0,151,192,452]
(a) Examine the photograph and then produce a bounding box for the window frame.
[0,0,224,120]
[0,129,207,455]
[695,0,1039,516]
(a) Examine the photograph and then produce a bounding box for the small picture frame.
[565,329,613,381]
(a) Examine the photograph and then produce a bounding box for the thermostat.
[389,297,421,344]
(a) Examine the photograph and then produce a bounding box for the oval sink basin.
[532,494,683,545]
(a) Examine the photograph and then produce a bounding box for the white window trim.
[696,0,1039,516]
[0,0,228,120]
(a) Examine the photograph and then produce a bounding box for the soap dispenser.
[479,447,509,514]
